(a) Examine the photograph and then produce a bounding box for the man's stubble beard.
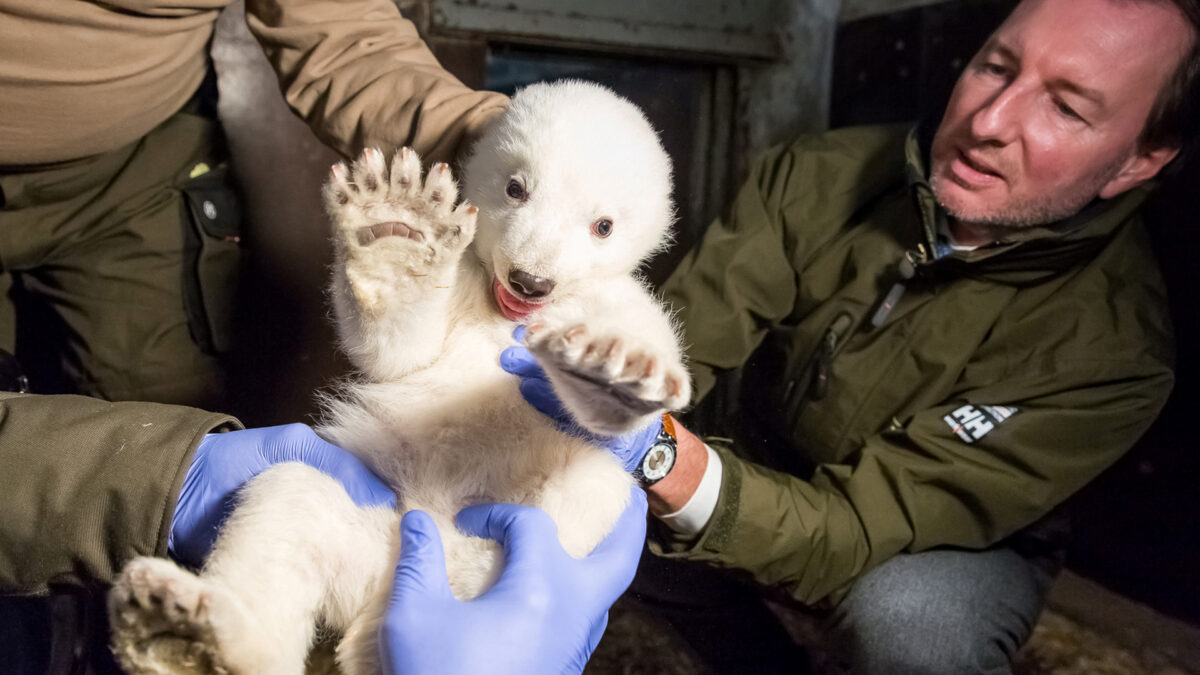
[930,149,1132,239]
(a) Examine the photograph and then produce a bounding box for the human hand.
[169,424,395,566]
[500,327,663,472]
[381,487,649,675]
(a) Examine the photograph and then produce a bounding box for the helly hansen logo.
[943,404,1018,443]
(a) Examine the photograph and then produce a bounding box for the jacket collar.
[902,125,1153,285]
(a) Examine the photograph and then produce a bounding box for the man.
[507,0,1196,671]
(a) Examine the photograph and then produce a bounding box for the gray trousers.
[823,546,1055,673]
[632,541,1056,674]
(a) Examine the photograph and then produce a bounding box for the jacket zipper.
[870,244,928,328]
[810,312,854,401]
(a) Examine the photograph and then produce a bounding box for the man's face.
[929,0,1191,230]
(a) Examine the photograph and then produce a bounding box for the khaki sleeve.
[649,359,1173,605]
[661,146,800,401]
[244,0,509,165]
[0,394,239,593]
[663,126,911,402]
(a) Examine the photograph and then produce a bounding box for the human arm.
[501,297,1174,607]
[649,359,1174,604]
[380,488,648,675]
[0,393,238,593]
[243,0,508,164]
[0,394,396,593]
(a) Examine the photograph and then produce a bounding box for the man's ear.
[1099,144,1181,199]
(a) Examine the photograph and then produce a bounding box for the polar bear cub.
[108,80,689,674]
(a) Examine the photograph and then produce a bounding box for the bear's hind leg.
[110,463,399,675]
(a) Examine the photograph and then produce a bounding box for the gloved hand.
[381,487,648,675]
[169,423,395,567]
[500,327,662,472]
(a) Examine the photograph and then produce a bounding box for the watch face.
[642,443,675,481]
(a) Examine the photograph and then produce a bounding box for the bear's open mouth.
[493,277,543,321]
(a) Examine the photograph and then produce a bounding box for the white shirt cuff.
[656,443,723,534]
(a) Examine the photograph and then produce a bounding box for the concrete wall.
[737,0,841,159]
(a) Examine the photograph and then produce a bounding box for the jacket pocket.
[779,312,855,420]
[180,163,244,355]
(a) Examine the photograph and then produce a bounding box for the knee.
[830,595,1005,672]
[826,554,1035,674]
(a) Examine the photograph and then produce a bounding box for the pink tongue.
[493,278,538,321]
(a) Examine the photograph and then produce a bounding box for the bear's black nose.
[508,269,556,298]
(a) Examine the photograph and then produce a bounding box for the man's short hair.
[1139,0,1200,161]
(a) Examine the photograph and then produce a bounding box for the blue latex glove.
[169,423,396,567]
[500,327,662,472]
[381,487,648,675]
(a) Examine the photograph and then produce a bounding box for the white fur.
[108,80,690,674]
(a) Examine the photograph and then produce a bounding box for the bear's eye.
[505,178,527,201]
[591,219,614,238]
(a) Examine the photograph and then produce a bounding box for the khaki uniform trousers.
[0,111,242,410]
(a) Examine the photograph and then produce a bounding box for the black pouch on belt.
[180,163,244,355]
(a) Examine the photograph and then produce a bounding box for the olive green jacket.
[0,394,238,594]
[654,124,1175,605]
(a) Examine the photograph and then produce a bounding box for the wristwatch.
[632,413,677,486]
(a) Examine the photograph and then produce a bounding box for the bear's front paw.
[324,147,478,276]
[526,323,691,435]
